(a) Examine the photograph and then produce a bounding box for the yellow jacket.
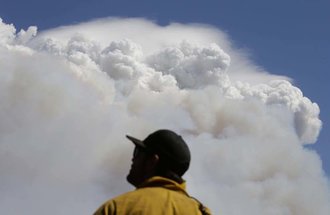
[94,176,211,215]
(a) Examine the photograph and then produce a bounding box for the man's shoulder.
[107,185,185,206]
[93,190,137,215]
[102,187,155,203]
[94,187,167,214]
[113,186,163,201]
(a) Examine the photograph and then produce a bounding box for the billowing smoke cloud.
[0,17,329,215]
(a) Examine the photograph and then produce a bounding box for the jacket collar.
[137,176,188,195]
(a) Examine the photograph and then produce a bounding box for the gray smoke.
[0,17,329,215]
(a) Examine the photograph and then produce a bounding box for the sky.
[0,0,329,214]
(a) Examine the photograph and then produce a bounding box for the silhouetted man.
[94,129,211,215]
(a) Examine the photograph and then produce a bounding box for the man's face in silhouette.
[127,146,154,187]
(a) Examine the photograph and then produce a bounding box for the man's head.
[126,129,191,187]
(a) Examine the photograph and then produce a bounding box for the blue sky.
[1,0,329,178]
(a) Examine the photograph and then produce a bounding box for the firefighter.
[94,129,211,215]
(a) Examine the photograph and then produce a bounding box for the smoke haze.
[0,17,329,214]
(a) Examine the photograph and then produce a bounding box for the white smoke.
[0,17,328,215]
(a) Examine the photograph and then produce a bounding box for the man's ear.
[146,154,159,171]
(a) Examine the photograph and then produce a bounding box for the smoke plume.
[0,17,329,215]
